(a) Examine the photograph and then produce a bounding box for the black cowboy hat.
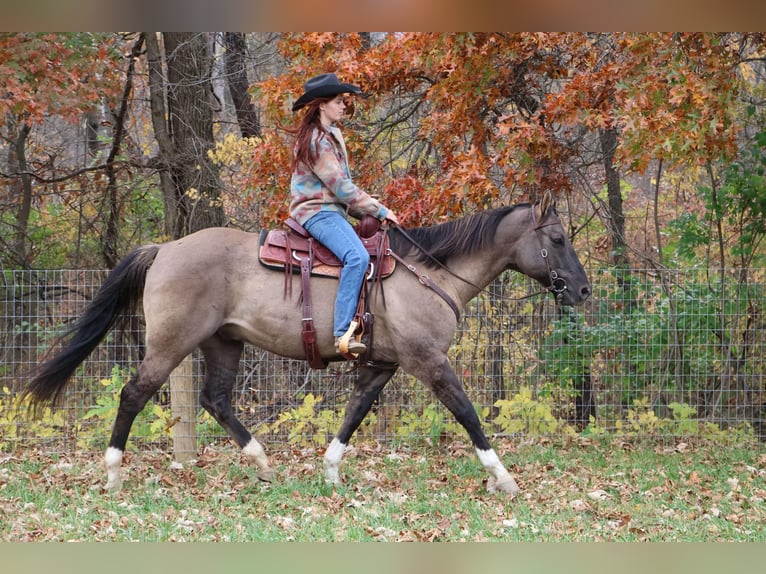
[291,73,365,112]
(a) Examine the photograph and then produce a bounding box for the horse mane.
[389,204,529,268]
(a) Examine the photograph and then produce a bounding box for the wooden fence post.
[169,354,197,462]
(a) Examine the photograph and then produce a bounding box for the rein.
[388,223,488,321]
[390,225,483,290]
[385,247,462,320]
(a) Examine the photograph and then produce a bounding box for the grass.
[1,436,764,541]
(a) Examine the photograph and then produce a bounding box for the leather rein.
[384,237,462,320]
[388,206,570,318]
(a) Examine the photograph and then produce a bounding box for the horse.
[23,196,590,495]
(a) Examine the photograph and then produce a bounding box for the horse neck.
[439,209,529,304]
[442,251,503,293]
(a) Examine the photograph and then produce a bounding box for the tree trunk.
[600,126,635,310]
[101,34,145,268]
[599,126,627,267]
[224,32,260,138]
[7,118,32,268]
[145,32,182,238]
[164,32,224,234]
[145,32,224,239]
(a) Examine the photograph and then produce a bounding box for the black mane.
[389,204,528,268]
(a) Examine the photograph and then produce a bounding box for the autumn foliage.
[0,33,122,126]
[232,32,760,250]
[1,32,765,269]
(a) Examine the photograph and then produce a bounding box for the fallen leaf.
[588,489,610,501]
[688,471,701,485]
[160,475,175,487]
[570,499,591,512]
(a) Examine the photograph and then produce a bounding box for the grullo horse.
[24,197,590,494]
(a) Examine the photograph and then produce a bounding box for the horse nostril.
[581,285,591,298]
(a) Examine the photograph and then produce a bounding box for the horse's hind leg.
[198,335,276,483]
[105,358,177,491]
[421,358,520,495]
[324,364,398,484]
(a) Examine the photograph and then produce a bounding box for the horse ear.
[539,190,554,217]
[536,190,554,221]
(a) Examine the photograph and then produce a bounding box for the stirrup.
[335,321,365,356]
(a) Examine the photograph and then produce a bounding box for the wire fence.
[2,267,765,454]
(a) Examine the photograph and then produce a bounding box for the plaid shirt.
[289,125,389,225]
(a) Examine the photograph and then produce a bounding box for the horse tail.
[23,244,160,415]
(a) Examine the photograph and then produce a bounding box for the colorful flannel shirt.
[289,125,389,225]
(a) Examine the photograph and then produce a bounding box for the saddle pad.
[258,229,396,279]
[261,229,339,266]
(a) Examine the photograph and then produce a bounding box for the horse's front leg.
[427,359,520,495]
[324,364,398,484]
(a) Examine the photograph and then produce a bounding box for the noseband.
[531,208,569,300]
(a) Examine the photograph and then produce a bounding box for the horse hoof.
[489,476,520,496]
[105,478,122,492]
[324,467,341,485]
[257,467,277,483]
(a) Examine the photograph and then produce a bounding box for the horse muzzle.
[551,279,591,306]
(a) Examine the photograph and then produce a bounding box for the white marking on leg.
[104,447,123,491]
[242,437,268,468]
[242,438,276,482]
[476,448,520,494]
[476,448,507,477]
[323,438,346,484]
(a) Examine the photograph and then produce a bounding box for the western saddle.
[258,215,395,368]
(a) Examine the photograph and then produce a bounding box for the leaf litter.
[1,437,764,541]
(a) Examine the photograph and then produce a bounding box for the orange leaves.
[0,33,122,127]
[245,33,750,225]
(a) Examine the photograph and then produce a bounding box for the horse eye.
[551,235,565,246]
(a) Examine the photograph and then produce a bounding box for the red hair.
[288,95,356,171]
[289,97,334,172]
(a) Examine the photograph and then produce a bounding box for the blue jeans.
[303,211,370,337]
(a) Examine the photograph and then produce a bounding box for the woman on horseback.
[288,73,400,355]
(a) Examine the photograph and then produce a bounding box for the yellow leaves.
[494,387,562,436]
[268,394,345,447]
[395,403,463,444]
[207,133,261,167]
[0,387,68,448]
[624,399,660,434]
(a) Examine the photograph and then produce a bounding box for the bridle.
[387,203,570,316]
[530,206,569,300]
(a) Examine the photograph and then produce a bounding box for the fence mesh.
[2,267,764,453]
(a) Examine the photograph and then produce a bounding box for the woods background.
[1,33,765,450]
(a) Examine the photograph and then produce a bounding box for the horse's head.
[510,195,591,306]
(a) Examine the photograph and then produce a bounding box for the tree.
[224,32,260,139]
[145,32,224,238]
[2,32,763,272]
[100,34,145,267]
[0,32,123,267]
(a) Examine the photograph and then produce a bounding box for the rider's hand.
[384,212,400,226]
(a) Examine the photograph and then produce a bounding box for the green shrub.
[79,364,174,449]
